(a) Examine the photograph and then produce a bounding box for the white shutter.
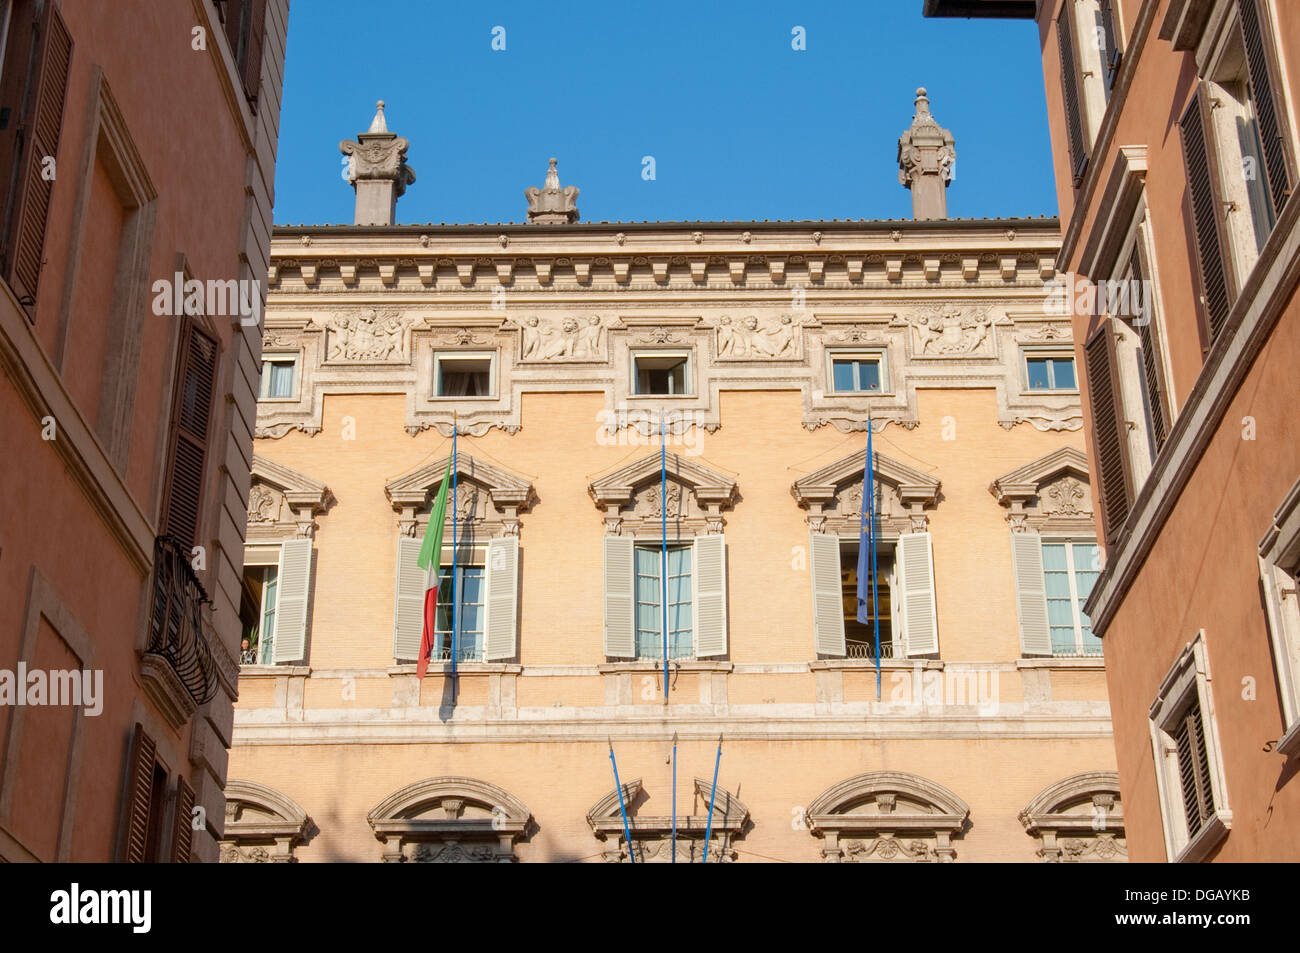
[392,535,426,661]
[272,538,312,663]
[693,534,727,658]
[603,535,636,658]
[810,532,846,657]
[898,532,938,657]
[483,535,519,661]
[1011,532,1052,656]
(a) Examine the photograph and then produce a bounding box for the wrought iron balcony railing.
[846,640,896,660]
[147,535,218,707]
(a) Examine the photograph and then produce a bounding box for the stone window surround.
[824,345,888,395]
[219,779,311,863]
[1020,345,1078,393]
[367,776,532,862]
[628,346,694,397]
[0,568,94,862]
[431,348,496,399]
[54,68,159,471]
[806,771,970,862]
[259,350,302,402]
[1019,770,1126,862]
[1148,632,1233,862]
[1258,474,1300,757]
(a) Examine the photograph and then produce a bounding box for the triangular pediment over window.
[791,447,940,534]
[989,447,1094,532]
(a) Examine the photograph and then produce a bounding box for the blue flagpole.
[869,414,881,701]
[451,416,459,699]
[670,731,678,863]
[702,734,722,863]
[608,739,635,864]
[661,413,669,704]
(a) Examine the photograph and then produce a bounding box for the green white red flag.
[415,457,452,679]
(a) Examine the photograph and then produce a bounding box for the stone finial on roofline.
[340,100,417,226]
[898,87,956,221]
[525,158,580,224]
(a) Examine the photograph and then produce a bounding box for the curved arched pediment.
[807,772,969,863]
[586,777,750,863]
[588,452,738,535]
[367,776,533,862]
[989,447,1094,532]
[1019,771,1125,862]
[791,447,940,534]
[220,779,311,863]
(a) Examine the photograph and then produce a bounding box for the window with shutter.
[272,538,312,664]
[602,535,636,659]
[241,0,266,109]
[1238,0,1292,220]
[392,535,425,662]
[0,0,72,314]
[1057,5,1089,187]
[693,534,727,658]
[896,532,938,657]
[1180,89,1234,341]
[161,321,218,549]
[171,776,195,863]
[1128,247,1170,451]
[810,533,847,657]
[1174,697,1214,837]
[122,723,158,863]
[1011,532,1052,656]
[1085,323,1132,544]
[483,535,519,662]
[1098,0,1122,92]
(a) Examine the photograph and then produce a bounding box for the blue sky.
[272,1,1055,226]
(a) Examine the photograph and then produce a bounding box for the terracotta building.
[925,0,1300,860]
[0,0,287,862]
[224,97,1123,863]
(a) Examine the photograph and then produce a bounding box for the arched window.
[807,771,969,862]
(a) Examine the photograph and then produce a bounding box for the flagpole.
[660,412,669,704]
[702,734,722,863]
[608,739,635,864]
[869,413,881,701]
[670,731,678,864]
[451,412,459,701]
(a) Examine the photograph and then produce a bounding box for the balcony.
[846,640,896,660]
[141,535,218,728]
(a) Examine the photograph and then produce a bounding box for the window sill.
[625,394,696,401]
[239,665,311,677]
[1016,657,1105,670]
[1276,719,1300,758]
[598,660,733,674]
[427,395,499,402]
[810,658,944,671]
[387,662,522,676]
[1173,809,1231,863]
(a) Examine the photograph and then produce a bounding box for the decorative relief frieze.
[517,313,608,361]
[311,308,412,363]
[910,304,994,356]
[715,312,803,360]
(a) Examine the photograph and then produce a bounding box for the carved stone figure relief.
[715,313,802,360]
[519,314,607,361]
[911,305,994,356]
[312,308,408,362]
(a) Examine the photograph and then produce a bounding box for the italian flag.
[415,457,453,680]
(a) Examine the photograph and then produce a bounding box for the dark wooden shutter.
[1099,0,1122,90]
[241,0,267,110]
[1085,323,1131,544]
[1239,0,1291,218]
[123,723,158,864]
[2,1,72,314]
[1130,248,1170,451]
[171,776,196,863]
[220,0,245,64]
[1058,6,1089,187]
[1175,697,1213,836]
[161,321,218,548]
[1180,88,1234,342]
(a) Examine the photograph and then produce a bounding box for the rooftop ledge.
[272,216,1061,235]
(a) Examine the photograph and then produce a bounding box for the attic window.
[435,353,494,398]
